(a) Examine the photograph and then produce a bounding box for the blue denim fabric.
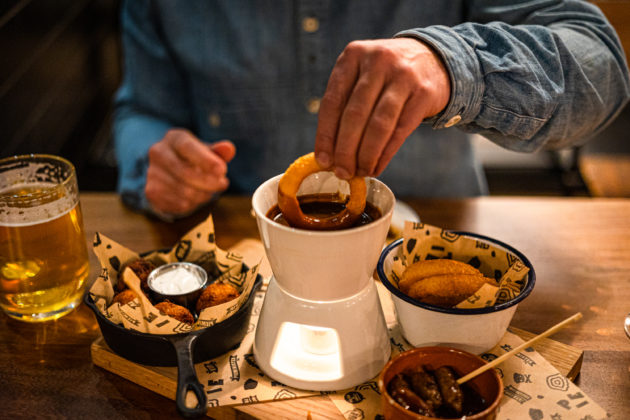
[114,0,629,212]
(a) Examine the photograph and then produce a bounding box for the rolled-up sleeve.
[113,0,192,211]
[396,0,630,152]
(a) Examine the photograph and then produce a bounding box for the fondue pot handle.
[169,334,207,418]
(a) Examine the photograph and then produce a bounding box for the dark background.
[1,0,120,191]
[1,0,628,196]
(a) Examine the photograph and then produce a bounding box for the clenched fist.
[314,37,451,179]
[145,129,235,216]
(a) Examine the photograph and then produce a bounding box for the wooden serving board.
[91,329,583,420]
[90,239,584,419]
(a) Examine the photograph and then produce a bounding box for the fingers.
[145,161,218,215]
[355,80,408,177]
[209,140,236,163]
[373,92,427,176]
[168,131,229,185]
[146,129,232,215]
[333,68,386,179]
[315,38,451,179]
[314,45,361,169]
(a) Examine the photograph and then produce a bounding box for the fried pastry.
[112,289,138,306]
[399,259,483,294]
[155,300,195,325]
[196,282,240,313]
[407,274,495,307]
[122,259,156,292]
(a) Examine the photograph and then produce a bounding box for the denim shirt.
[113,0,629,212]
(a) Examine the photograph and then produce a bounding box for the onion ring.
[277,152,367,230]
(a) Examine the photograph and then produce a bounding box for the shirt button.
[302,17,319,33]
[306,97,321,114]
[208,112,221,128]
[444,115,461,128]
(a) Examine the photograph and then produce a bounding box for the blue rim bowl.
[377,232,536,315]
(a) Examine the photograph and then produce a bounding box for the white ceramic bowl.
[377,233,535,354]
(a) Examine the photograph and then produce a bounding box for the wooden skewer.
[457,312,583,385]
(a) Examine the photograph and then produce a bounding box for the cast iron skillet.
[85,267,262,418]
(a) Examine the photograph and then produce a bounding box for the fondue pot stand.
[252,173,395,391]
[85,268,262,419]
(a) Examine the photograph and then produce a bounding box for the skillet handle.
[170,334,207,418]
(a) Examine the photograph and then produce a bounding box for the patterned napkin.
[192,284,607,420]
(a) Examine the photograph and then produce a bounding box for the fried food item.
[407,274,495,307]
[122,259,156,292]
[112,289,138,306]
[196,282,240,313]
[399,259,483,294]
[155,300,194,325]
[277,152,367,230]
[400,259,496,307]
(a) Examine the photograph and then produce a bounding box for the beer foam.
[0,183,77,227]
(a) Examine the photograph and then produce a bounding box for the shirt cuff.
[395,25,484,129]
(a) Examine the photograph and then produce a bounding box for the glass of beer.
[0,154,89,322]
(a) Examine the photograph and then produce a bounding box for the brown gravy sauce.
[266,193,381,230]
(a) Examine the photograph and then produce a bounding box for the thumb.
[209,140,236,163]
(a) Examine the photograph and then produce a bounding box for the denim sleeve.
[113,0,192,213]
[396,0,630,152]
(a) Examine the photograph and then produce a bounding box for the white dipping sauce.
[151,266,202,294]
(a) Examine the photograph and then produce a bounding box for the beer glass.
[0,155,89,322]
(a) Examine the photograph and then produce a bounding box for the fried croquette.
[155,300,195,325]
[407,274,496,307]
[122,258,156,292]
[112,289,138,306]
[196,282,240,313]
[399,259,483,294]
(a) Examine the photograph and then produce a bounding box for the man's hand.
[145,129,236,215]
[314,38,451,179]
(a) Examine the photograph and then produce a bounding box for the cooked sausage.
[434,366,463,414]
[408,366,443,409]
[387,373,435,417]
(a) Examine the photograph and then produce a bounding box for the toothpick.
[457,312,583,385]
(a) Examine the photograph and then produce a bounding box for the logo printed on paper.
[242,395,259,404]
[356,381,379,394]
[504,385,532,404]
[229,355,240,381]
[514,373,533,383]
[516,352,536,366]
[439,230,459,243]
[546,373,569,391]
[174,240,192,261]
[204,361,218,374]
[344,408,365,420]
[528,408,544,420]
[109,256,121,271]
[274,389,296,399]
[344,391,364,404]
[206,379,223,394]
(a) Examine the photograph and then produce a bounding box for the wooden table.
[1,193,629,419]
